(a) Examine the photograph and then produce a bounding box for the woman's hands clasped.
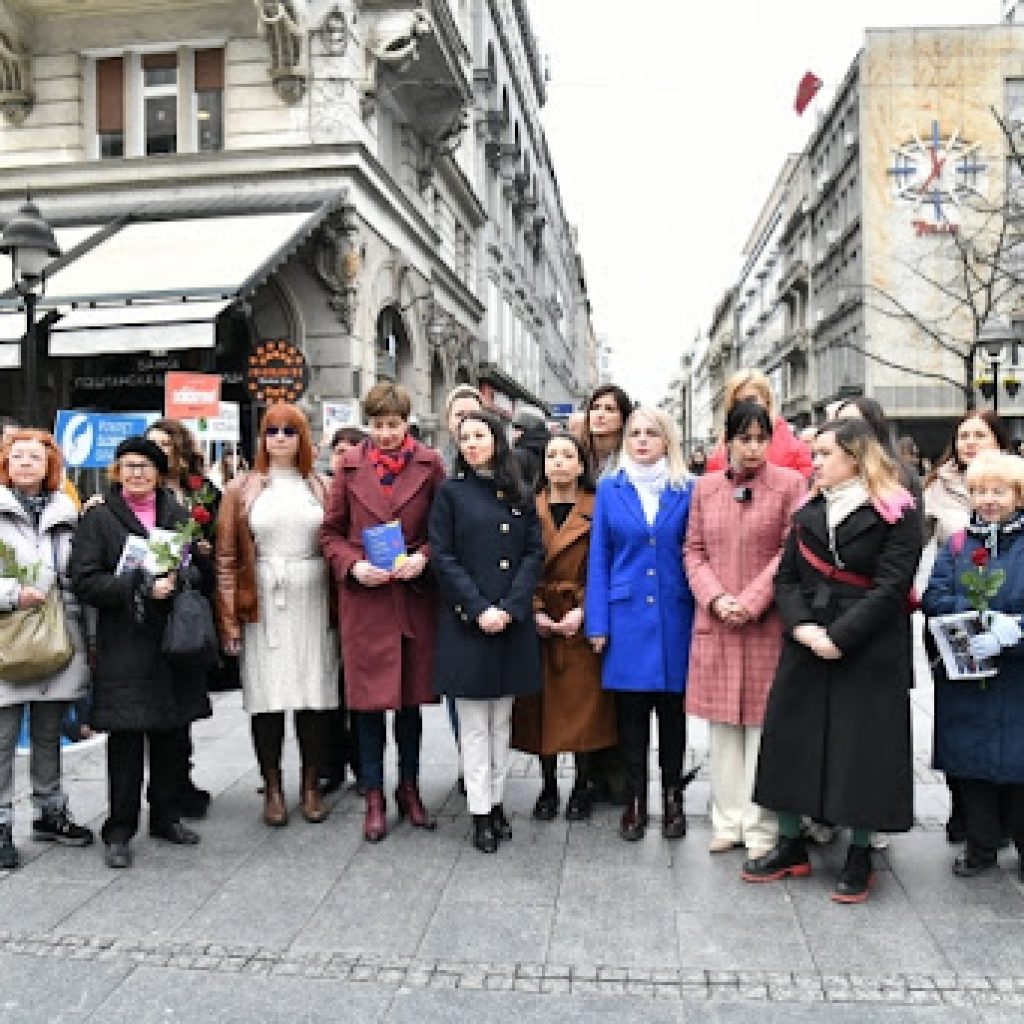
[477,606,511,634]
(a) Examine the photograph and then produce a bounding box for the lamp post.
[975,315,1015,417]
[0,194,61,427]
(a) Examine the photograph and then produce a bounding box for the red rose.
[192,506,212,526]
[971,547,989,567]
[187,475,204,491]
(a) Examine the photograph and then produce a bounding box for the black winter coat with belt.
[429,468,544,699]
[69,485,212,732]
[753,494,922,832]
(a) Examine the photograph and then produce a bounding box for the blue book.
[362,521,407,571]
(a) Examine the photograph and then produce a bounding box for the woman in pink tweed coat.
[684,402,805,859]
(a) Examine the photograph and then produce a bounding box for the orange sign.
[164,371,222,419]
[247,340,309,404]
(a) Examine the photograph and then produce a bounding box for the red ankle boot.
[363,789,387,842]
[395,781,436,830]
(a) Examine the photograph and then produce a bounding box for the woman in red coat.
[685,402,805,858]
[705,370,812,479]
[320,383,445,843]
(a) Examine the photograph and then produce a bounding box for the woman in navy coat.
[430,411,544,854]
[922,450,1024,880]
[586,406,695,841]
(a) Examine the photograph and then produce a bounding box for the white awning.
[49,299,233,356]
[0,344,19,369]
[40,210,325,305]
[0,224,107,296]
[0,313,23,342]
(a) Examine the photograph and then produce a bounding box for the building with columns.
[0,0,595,446]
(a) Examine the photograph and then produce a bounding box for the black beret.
[114,436,169,476]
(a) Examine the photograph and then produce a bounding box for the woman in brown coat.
[320,383,445,843]
[512,434,616,821]
[684,402,805,858]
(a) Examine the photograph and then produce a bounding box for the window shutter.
[142,52,178,71]
[96,56,124,133]
[194,48,225,91]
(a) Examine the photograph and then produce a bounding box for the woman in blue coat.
[922,449,1024,880]
[586,406,695,841]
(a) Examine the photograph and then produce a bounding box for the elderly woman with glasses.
[684,402,805,860]
[70,436,212,869]
[216,403,338,827]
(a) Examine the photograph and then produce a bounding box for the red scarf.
[366,435,416,495]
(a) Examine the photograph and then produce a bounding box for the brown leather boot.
[619,796,647,841]
[300,766,327,823]
[395,780,436,830]
[262,769,288,827]
[364,789,387,842]
[662,787,686,839]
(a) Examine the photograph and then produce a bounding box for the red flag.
[794,71,822,115]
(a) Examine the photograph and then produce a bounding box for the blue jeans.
[357,707,422,791]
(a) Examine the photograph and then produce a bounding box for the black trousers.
[103,728,183,844]
[617,691,686,802]
[960,778,1024,857]
[250,710,332,775]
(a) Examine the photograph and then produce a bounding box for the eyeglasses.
[121,461,156,474]
[266,426,298,438]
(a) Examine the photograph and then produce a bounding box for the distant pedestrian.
[585,406,696,842]
[0,430,93,869]
[685,403,805,859]
[743,418,922,903]
[584,384,632,479]
[922,450,1024,880]
[215,404,338,828]
[321,383,444,843]
[511,433,616,822]
[566,411,587,444]
[430,411,544,854]
[442,384,483,475]
[511,411,550,492]
[71,437,212,869]
[705,370,812,479]
[687,446,707,476]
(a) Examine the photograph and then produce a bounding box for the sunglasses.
[265,426,298,438]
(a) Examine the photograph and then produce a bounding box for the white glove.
[968,633,1001,660]
[987,612,1022,648]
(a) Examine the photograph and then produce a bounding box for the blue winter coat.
[585,471,695,693]
[921,519,1024,784]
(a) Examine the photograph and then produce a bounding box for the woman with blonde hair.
[216,404,338,827]
[743,418,922,902]
[586,406,696,841]
[706,370,812,478]
[922,450,1024,879]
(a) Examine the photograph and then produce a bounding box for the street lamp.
[974,314,1015,417]
[0,194,61,427]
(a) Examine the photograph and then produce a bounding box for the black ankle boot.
[832,844,874,903]
[741,837,811,882]
[533,783,559,821]
[491,804,512,840]
[953,843,997,877]
[565,781,593,821]
[472,814,498,854]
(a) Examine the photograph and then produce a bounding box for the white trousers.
[708,722,777,852]
[455,697,514,815]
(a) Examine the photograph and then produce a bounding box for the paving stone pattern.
[1,638,1023,1021]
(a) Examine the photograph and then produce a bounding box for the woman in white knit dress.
[216,404,338,825]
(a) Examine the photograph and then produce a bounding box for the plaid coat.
[684,463,805,725]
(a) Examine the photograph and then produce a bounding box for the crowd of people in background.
[2,369,1024,906]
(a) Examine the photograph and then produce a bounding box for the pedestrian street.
[1,635,1023,1023]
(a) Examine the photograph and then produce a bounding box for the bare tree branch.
[834,338,970,396]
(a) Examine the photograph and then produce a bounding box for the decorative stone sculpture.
[0,22,32,125]
[254,0,308,104]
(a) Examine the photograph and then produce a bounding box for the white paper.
[115,529,180,577]
[928,611,999,681]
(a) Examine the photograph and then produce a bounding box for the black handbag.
[162,569,219,671]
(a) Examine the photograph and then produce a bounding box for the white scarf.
[822,477,870,567]
[623,457,669,526]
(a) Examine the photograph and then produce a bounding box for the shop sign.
[322,399,360,436]
[165,371,222,419]
[54,410,159,469]
[550,403,575,417]
[247,340,309,404]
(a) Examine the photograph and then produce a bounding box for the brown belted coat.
[512,491,617,755]
[214,470,331,644]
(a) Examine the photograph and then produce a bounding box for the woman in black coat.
[743,418,922,903]
[70,437,211,869]
[429,411,544,853]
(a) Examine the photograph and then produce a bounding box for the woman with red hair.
[0,430,92,869]
[216,404,338,826]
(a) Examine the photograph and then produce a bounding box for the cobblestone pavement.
[2,634,1024,1022]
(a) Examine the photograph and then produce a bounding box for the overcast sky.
[528,0,996,406]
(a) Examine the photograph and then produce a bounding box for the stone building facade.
[686,25,1024,453]
[0,0,595,443]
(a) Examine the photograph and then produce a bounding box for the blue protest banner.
[54,410,159,469]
